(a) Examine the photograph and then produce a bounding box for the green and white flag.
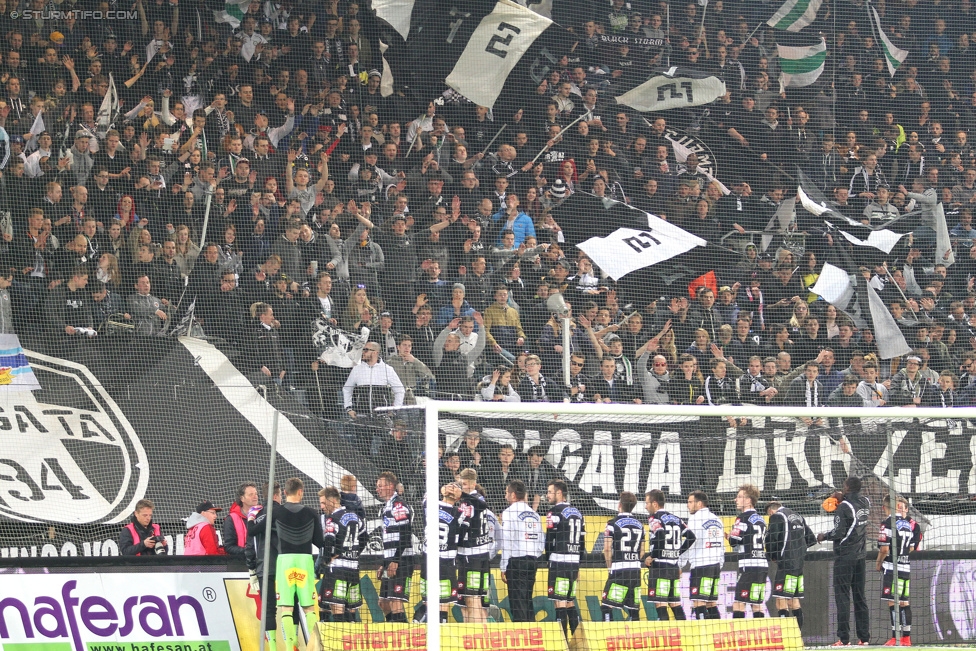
[870,5,909,77]
[212,0,251,28]
[767,0,822,32]
[777,39,827,89]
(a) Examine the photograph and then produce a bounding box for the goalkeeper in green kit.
[248,477,324,650]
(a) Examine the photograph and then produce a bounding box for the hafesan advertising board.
[0,573,240,651]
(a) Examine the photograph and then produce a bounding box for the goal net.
[414,401,976,649]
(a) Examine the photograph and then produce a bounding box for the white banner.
[0,572,244,651]
[614,72,725,112]
[576,220,706,280]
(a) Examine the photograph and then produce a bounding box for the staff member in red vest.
[119,499,167,556]
[223,483,259,557]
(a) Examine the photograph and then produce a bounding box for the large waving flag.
[870,5,909,77]
[552,192,740,302]
[577,221,707,281]
[767,0,823,32]
[370,0,573,113]
[777,39,827,89]
[445,0,560,109]
[0,335,41,391]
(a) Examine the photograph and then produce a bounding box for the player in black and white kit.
[317,486,364,622]
[876,497,922,647]
[601,491,646,622]
[418,483,463,623]
[645,489,695,621]
[727,484,768,618]
[545,479,585,639]
[765,501,817,628]
[457,468,491,623]
[376,471,413,622]
[683,490,725,620]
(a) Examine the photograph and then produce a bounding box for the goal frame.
[421,401,976,650]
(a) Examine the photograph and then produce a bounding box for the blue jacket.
[492,209,536,247]
[436,300,477,328]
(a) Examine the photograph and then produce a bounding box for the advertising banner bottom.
[316,623,568,651]
[570,619,804,651]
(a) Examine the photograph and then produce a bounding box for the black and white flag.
[312,318,369,368]
[810,262,912,359]
[551,192,738,300]
[445,0,557,108]
[577,222,707,280]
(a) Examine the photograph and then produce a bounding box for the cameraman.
[120,499,167,556]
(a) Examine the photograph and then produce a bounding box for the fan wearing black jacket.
[247,303,286,384]
[765,502,817,628]
[669,354,704,405]
[818,476,872,645]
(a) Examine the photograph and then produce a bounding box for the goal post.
[419,400,976,650]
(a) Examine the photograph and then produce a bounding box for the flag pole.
[665,3,672,67]
[699,1,708,39]
[404,111,426,159]
[530,112,587,165]
[480,123,508,156]
[882,262,921,322]
[744,22,764,44]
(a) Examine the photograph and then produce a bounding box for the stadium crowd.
[1,0,976,416]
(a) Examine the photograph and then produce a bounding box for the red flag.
[688,270,718,300]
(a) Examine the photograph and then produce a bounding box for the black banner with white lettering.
[598,33,665,48]
[441,411,976,512]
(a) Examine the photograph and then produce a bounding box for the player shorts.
[772,566,804,599]
[379,560,413,602]
[881,570,911,601]
[734,568,768,605]
[276,553,317,608]
[420,560,459,604]
[319,566,362,609]
[646,565,682,603]
[457,555,490,599]
[689,564,721,601]
[548,562,580,601]
[602,569,642,610]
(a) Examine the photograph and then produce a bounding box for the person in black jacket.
[206,270,247,345]
[818,476,872,645]
[44,265,95,352]
[247,303,286,384]
[669,353,704,405]
[591,357,639,403]
[245,482,283,651]
[765,502,817,628]
[785,363,826,428]
[119,499,166,556]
